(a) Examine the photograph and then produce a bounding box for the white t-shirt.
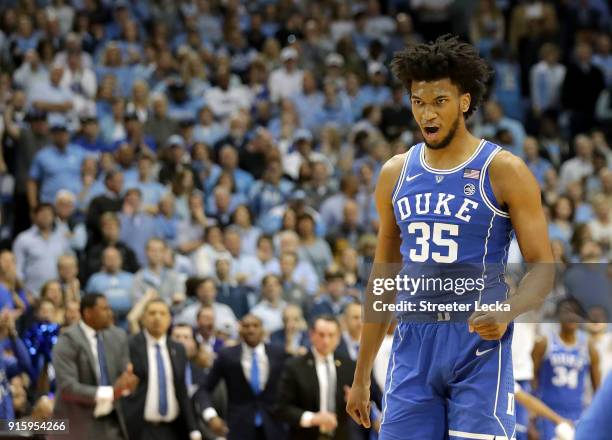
[512,322,537,381]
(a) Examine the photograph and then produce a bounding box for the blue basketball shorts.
[514,380,531,440]
[379,322,516,440]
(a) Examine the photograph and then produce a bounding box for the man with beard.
[346,35,554,440]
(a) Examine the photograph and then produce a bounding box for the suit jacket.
[269,329,310,352]
[51,324,129,440]
[215,283,251,319]
[275,351,356,440]
[205,343,288,440]
[123,332,198,440]
[188,359,213,415]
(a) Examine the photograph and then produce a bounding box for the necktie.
[250,350,262,426]
[155,343,168,416]
[325,358,335,413]
[96,333,110,386]
[185,362,193,388]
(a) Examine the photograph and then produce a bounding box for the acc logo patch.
[464,183,476,196]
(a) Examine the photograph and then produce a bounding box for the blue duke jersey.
[380,140,517,440]
[391,140,514,321]
[536,331,590,440]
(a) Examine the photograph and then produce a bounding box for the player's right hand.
[346,382,371,428]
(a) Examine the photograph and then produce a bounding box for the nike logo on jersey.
[406,173,422,182]
[475,347,495,356]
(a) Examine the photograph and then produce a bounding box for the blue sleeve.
[248,184,262,217]
[5,337,32,379]
[0,288,13,310]
[85,276,96,294]
[29,152,43,180]
[71,223,88,251]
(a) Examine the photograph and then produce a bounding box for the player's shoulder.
[382,150,410,172]
[378,147,414,182]
[375,149,412,197]
[487,143,528,176]
[486,142,540,195]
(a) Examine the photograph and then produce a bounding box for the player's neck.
[559,329,577,344]
[423,128,481,170]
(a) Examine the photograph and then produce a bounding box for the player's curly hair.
[390,34,492,118]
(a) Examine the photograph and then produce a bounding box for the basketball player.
[532,298,600,440]
[346,35,554,440]
[513,382,574,440]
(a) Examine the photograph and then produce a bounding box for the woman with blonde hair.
[126,79,149,123]
[39,280,66,325]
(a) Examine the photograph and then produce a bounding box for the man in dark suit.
[171,323,229,439]
[123,299,202,440]
[269,304,310,356]
[334,302,384,440]
[52,293,138,440]
[83,212,139,279]
[86,170,124,245]
[214,256,251,319]
[275,314,356,440]
[203,313,288,440]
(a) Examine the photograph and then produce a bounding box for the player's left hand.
[468,310,509,340]
[346,382,371,428]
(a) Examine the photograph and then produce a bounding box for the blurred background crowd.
[0,0,610,439]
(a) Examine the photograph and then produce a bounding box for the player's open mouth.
[423,126,440,141]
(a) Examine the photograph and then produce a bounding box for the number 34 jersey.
[391,140,514,317]
[538,331,590,418]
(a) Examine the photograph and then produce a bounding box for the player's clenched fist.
[346,382,371,428]
[468,310,509,340]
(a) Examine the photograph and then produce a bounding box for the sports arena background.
[0,0,610,439]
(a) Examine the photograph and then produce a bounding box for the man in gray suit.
[51,293,139,440]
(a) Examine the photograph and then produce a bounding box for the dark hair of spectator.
[325,270,345,282]
[555,297,586,320]
[196,304,214,321]
[34,203,55,215]
[309,314,341,331]
[100,212,120,227]
[204,224,221,241]
[390,34,492,118]
[261,274,280,288]
[551,195,575,222]
[80,293,106,315]
[143,298,169,313]
[124,187,142,198]
[231,204,254,225]
[570,223,591,256]
[172,322,195,337]
[256,234,274,247]
[104,170,121,185]
[186,276,215,298]
[297,212,315,224]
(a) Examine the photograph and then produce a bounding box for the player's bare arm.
[515,389,572,426]
[346,153,405,428]
[531,335,548,390]
[588,339,601,390]
[469,151,555,340]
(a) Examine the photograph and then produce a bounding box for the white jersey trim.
[449,430,515,440]
[391,147,413,203]
[380,323,404,427]
[420,139,485,174]
[493,342,514,440]
[479,146,510,218]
